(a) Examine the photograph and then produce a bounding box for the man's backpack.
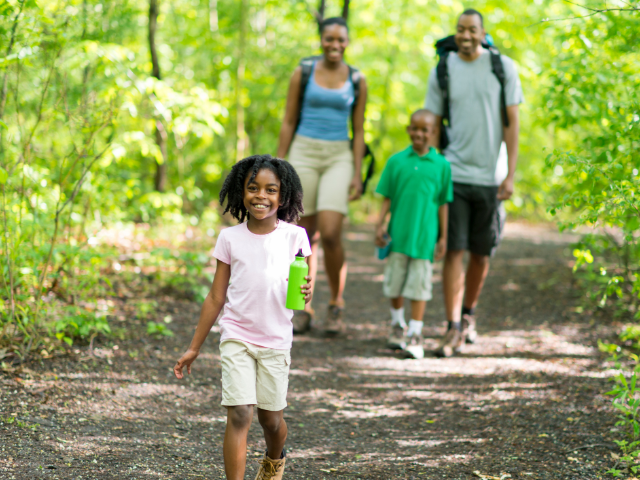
[434,34,509,150]
[296,56,375,193]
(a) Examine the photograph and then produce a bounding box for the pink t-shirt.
[213,221,312,350]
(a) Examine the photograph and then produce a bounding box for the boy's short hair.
[410,109,435,124]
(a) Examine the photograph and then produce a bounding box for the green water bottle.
[286,249,308,310]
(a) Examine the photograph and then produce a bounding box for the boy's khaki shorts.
[383,252,433,301]
[288,134,354,216]
[220,339,291,411]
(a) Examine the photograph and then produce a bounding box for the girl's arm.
[349,75,368,201]
[276,67,303,159]
[375,197,391,247]
[174,259,231,379]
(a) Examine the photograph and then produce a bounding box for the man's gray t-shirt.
[424,50,524,186]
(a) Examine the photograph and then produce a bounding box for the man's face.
[455,14,485,57]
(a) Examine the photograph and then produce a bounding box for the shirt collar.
[407,146,435,160]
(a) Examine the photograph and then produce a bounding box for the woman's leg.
[317,210,346,306]
[223,405,254,480]
[257,408,288,460]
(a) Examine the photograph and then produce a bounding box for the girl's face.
[243,168,282,221]
[321,24,349,63]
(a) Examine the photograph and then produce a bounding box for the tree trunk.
[149,0,167,191]
[235,0,249,162]
[209,0,218,32]
[341,0,350,21]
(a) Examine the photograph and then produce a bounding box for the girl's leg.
[317,210,346,305]
[257,408,288,460]
[223,405,254,480]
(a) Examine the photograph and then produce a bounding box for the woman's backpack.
[296,56,376,193]
[434,34,509,150]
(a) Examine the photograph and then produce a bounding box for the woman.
[277,16,367,335]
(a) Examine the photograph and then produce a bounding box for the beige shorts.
[288,134,354,216]
[383,252,433,301]
[220,339,291,411]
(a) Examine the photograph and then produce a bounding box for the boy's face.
[243,168,282,221]
[407,115,433,152]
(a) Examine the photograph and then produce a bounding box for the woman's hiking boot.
[254,450,286,480]
[435,327,463,357]
[387,324,407,350]
[292,309,313,334]
[462,314,477,344]
[323,304,344,334]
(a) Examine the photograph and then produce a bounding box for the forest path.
[1,223,616,479]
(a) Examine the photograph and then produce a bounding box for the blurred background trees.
[0,0,638,356]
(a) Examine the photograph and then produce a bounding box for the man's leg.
[464,253,490,310]
[223,405,254,480]
[257,408,288,460]
[443,249,466,324]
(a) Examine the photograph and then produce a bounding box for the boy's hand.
[375,226,389,248]
[301,275,313,304]
[434,237,447,261]
[174,349,199,379]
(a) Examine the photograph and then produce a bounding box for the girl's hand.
[348,175,363,201]
[174,349,199,379]
[375,226,389,248]
[301,275,313,304]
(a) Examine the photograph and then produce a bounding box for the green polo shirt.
[376,146,453,261]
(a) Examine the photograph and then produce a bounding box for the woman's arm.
[349,75,367,201]
[174,259,231,378]
[276,67,303,159]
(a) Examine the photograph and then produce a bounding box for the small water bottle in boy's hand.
[375,233,392,260]
[286,249,308,310]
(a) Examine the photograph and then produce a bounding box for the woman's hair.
[319,17,348,36]
[219,154,305,224]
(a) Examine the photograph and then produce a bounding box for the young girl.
[174,154,312,480]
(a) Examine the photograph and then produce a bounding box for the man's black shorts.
[447,182,506,257]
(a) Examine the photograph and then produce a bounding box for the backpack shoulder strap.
[488,47,509,128]
[295,57,319,131]
[347,64,362,138]
[436,51,451,125]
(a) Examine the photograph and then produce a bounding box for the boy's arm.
[435,203,448,261]
[174,259,231,379]
[375,197,391,247]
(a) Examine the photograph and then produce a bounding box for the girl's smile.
[243,168,282,233]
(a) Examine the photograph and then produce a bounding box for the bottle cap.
[296,248,304,257]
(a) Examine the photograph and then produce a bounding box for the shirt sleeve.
[424,68,444,116]
[375,157,394,198]
[503,56,524,106]
[439,161,454,205]
[295,228,312,257]
[212,229,231,264]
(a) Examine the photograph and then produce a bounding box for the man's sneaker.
[434,328,463,358]
[323,305,344,334]
[387,324,407,350]
[254,450,286,480]
[462,313,477,344]
[404,331,425,359]
[292,310,313,334]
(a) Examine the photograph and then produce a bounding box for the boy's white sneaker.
[404,332,425,359]
[387,324,407,349]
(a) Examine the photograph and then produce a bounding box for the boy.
[375,109,453,359]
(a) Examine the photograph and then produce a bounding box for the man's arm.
[497,104,519,200]
[429,114,443,150]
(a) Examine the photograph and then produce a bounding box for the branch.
[0,0,26,121]
[528,1,639,26]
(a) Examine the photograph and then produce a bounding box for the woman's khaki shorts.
[288,134,354,216]
[220,340,291,411]
[383,252,433,301]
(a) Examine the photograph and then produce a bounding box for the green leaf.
[0,167,7,185]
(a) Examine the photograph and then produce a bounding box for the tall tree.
[149,0,168,192]
[235,0,249,161]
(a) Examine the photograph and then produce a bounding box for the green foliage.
[146,315,174,338]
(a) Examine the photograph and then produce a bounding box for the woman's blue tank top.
[296,62,354,141]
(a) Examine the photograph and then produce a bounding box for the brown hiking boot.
[434,327,463,358]
[462,313,477,344]
[323,304,344,334]
[254,451,286,480]
[292,310,313,334]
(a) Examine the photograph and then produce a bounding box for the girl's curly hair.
[219,154,305,224]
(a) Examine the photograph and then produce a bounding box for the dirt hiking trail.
[1,222,617,479]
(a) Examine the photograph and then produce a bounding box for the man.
[424,9,523,357]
